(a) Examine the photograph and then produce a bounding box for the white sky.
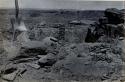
[0,0,124,10]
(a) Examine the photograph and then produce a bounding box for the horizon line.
[0,7,124,11]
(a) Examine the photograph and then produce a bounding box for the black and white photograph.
[0,0,125,82]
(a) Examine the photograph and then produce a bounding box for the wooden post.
[15,0,19,19]
[11,0,19,41]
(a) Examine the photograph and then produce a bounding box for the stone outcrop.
[85,8,125,43]
[105,8,125,24]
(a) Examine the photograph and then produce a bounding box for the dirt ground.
[0,9,125,82]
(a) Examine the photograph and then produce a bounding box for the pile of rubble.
[0,36,60,82]
[0,42,124,81]
[51,42,124,81]
[85,8,125,42]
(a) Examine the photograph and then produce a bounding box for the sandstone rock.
[38,53,56,67]
[2,70,19,81]
[105,8,124,24]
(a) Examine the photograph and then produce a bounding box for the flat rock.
[26,63,40,69]
[2,70,19,81]
[38,53,57,67]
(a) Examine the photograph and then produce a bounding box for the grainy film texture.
[0,0,125,82]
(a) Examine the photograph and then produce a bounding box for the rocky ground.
[0,8,125,82]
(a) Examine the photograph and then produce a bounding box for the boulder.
[38,53,57,67]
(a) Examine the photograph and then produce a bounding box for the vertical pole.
[15,0,19,19]
[11,0,19,42]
